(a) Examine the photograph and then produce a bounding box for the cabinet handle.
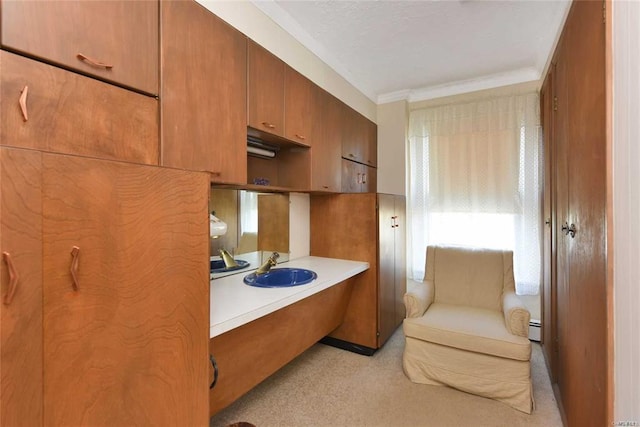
[2,252,19,305]
[19,86,29,122]
[362,173,367,184]
[261,121,275,130]
[70,246,80,291]
[294,133,306,141]
[391,215,399,228]
[322,185,329,189]
[76,53,113,69]
[356,173,362,184]
[348,153,356,158]
[210,354,219,389]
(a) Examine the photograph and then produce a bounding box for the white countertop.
[210,256,369,338]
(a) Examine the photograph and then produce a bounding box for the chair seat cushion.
[403,303,531,361]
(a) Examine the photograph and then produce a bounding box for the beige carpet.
[210,328,562,427]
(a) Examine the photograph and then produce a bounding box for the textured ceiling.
[252,0,571,103]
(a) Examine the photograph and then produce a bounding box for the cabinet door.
[341,159,363,193]
[1,51,158,165]
[248,40,284,136]
[361,164,377,193]
[0,147,43,427]
[284,67,315,147]
[393,195,407,325]
[341,106,363,163]
[41,154,210,426]
[1,0,159,95]
[377,194,397,346]
[311,91,342,192]
[365,118,378,167]
[161,0,247,184]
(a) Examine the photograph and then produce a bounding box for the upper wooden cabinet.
[247,40,285,138]
[342,159,376,193]
[161,0,247,184]
[284,67,317,146]
[0,51,158,165]
[342,106,377,167]
[1,0,159,95]
[311,90,342,192]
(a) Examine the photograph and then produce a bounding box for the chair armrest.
[502,291,531,337]
[404,279,434,318]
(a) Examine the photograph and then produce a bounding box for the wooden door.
[311,91,342,192]
[247,40,285,136]
[341,159,362,193]
[284,67,315,147]
[365,118,378,167]
[0,51,158,165]
[1,0,159,95]
[362,165,377,193]
[161,0,247,184]
[377,194,396,346]
[564,1,608,424]
[553,29,572,420]
[41,154,210,426]
[393,195,407,326]
[0,147,43,427]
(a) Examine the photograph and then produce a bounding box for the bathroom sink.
[243,268,317,288]
[210,259,250,273]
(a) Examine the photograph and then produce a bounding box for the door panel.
[394,196,407,325]
[0,147,43,427]
[41,154,209,426]
[377,194,396,346]
[247,41,284,136]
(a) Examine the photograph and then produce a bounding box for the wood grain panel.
[258,193,290,253]
[209,279,354,415]
[310,194,379,348]
[1,0,159,95]
[377,194,396,345]
[393,196,407,326]
[0,51,158,165]
[161,0,247,184]
[41,154,209,426]
[311,90,342,192]
[247,40,284,136]
[0,147,43,427]
[284,67,315,147]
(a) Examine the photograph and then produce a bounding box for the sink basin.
[243,268,317,288]
[210,259,250,273]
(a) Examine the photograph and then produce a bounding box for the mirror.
[209,188,290,279]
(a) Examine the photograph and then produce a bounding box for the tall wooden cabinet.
[540,1,609,425]
[310,193,406,353]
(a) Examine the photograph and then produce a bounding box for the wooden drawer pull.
[295,133,306,140]
[70,246,80,291]
[2,252,19,305]
[76,53,113,69]
[261,121,275,129]
[19,86,29,122]
[210,355,219,389]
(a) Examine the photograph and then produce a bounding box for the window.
[408,93,542,295]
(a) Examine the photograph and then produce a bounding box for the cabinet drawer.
[1,0,159,95]
[1,51,158,165]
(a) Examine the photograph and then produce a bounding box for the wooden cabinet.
[540,1,609,425]
[0,51,158,165]
[0,147,210,426]
[0,147,43,427]
[310,193,406,353]
[161,0,247,184]
[311,91,342,192]
[342,159,376,193]
[1,0,159,95]
[247,40,285,137]
[285,67,317,146]
[342,105,377,167]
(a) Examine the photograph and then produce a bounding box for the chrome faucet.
[255,252,280,275]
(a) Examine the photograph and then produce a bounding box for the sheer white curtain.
[407,93,542,295]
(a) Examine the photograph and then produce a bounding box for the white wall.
[376,101,408,196]
[613,0,640,420]
[196,0,376,122]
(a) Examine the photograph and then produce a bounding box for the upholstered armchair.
[402,245,533,413]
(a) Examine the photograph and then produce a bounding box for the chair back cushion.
[425,245,515,311]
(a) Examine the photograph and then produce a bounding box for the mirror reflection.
[209,189,290,279]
